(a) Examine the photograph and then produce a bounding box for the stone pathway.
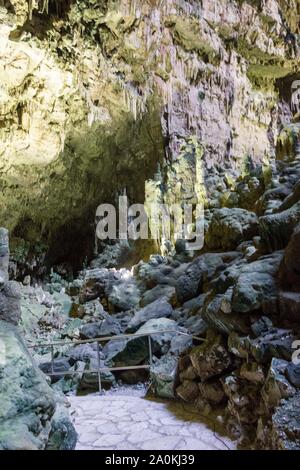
[69,393,236,451]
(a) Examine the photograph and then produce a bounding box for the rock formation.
[1,0,300,451]
[0,228,76,450]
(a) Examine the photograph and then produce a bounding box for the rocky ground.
[1,0,300,452]
[2,119,300,450]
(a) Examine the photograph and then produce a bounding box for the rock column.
[0,227,21,325]
[0,227,9,284]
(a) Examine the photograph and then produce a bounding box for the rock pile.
[0,229,77,450]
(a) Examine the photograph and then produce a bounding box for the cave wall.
[0,0,299,268]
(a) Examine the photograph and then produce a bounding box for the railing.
[28,330,205,395]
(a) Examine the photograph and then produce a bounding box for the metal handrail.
[28,330,205,395]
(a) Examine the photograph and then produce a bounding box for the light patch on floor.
[69,394,236,451]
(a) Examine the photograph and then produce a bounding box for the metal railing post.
[96,341,102,396]
[51,345,54,375]
[148,334,153,367]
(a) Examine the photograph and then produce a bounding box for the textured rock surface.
[206,208,258,250]
[1,0,300,453]
[0,320,76,450]
[0,0,298,263]
[0,229,76,450]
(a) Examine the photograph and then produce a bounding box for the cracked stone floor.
[69,392,236,451]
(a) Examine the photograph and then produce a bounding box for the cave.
[1,0,300,457]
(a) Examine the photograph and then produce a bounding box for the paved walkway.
[69,394,235,451]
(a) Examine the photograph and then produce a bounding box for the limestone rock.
[279,291,300,321]
[259,201,300,251]
[0,320,76,450]
[239,362,265,385]
[79,317,122,339]
[222,373,261,425]
[206,208,258,250]
[261,358,295,408]
[279,222,300,290]
[0,228,9,284]
[45,405,78,451]
[176,380,199,403]
[80,358,115,391]
[189,332,232,381]
[140,285,176,307]
[232,252,283,314]
[108,276,140,312]
[40,358,71,384]
[175,252,239,303]
[286,363,300,388]
[198,380,226,405]
[250,328,295,363]
[150,355,178,399]
[267,392,300,449]
[128,297,173,330]
[0,281,21,325]
[202,291,249,335]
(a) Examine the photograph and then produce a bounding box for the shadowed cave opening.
[9,103,165,279]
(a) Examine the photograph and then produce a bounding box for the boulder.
[39,358,71,383]
[107,273,140,311]
[67,343,100,364]
[232,252,283,314]
[176,380,199,402]
[182,293,207,314]
[0,228,9,284]
[0,320,76,450]
[45,405,78,450]
[102,318,189,384]
[79,268,110,303]
[206,208,258,250]
[137,317,188,355]
[105,318,186,366]
[189,331,232,381]
[261,358,295,408]
[228,328,295,364]
[140,284,176,307]
[198,380,226,405]
[76,299,106,319]
[222,373,261,425]
[0,281,21,325]
[179,314,208,337]
[286,363,300,388]
[239,362,265,384]
[79,358,115,390]
[259,201,300,251]
[266,392,300,449]
[250,328,295,363]
[202,291,249,335]
[79,317,122,339]
[279,291,300,321]
[175,252,239,303]
[279,222,300,290]
[128,297,173,330]
[250,316,273,337]
[150,355,178,399]
[135,256,184,289]
[179,365,197,382]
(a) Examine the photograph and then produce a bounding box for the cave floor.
[69,392,236,451]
